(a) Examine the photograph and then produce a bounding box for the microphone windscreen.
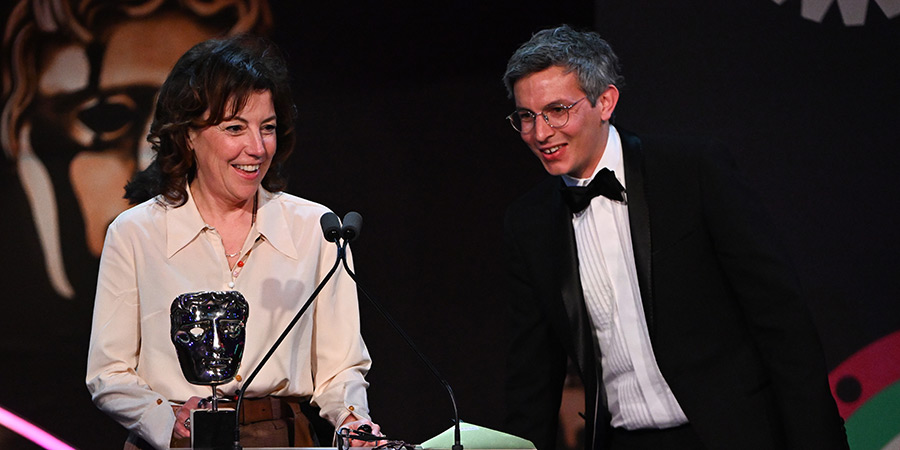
[320,212,341,242]
[341,211,363,242]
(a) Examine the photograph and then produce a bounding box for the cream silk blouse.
[86,187,371,449]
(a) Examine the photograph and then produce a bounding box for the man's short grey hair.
[503,24,623,107]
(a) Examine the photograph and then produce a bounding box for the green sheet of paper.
[419,422,535,450]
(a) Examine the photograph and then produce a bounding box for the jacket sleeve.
[502,207,569,450]
[695,140,848,449]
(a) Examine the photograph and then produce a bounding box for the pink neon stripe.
[0,406,76,450]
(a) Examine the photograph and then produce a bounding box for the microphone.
[231,212,344,449]
[321,212,342,243]
[338,211,464,450]
[340,211,362,243]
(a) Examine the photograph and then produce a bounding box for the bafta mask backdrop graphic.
[171,291,249,386]
[1,0,272,300]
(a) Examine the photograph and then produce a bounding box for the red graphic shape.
[828,330,900,419]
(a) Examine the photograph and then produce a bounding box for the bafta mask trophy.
[171,291,249,449]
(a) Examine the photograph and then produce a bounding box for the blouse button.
[348,405,355,411]
[157,399,163,405]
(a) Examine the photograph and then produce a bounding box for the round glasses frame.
[506,97,587,133]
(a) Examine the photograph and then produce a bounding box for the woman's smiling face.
[188,90,277,206]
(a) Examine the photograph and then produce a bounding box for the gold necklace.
[223,196,258,259]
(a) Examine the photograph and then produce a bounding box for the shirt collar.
[165,185,299,260]
[165,187,206,258]
[255,188,299,260]
[562,124,625,188]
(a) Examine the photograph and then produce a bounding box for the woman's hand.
[340,414,386,447]
[173,396,207,439]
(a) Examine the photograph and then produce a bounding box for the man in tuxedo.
[501,25,848,450]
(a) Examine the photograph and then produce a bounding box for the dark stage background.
[1,1,898,449]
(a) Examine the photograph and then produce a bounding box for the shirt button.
[157,399,163,405]
[348,405,355,411]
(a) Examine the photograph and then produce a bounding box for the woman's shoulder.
[262,190,333,217]
[107,196,170,233]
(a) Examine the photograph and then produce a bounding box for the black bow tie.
[562,168,626,213]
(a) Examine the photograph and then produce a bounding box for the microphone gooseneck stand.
[338,212,464,450]
[231,213,344,449]
[230,211,463,450]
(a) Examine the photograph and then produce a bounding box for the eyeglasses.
[336,427,382,450]
[375,441,416,450]
[335,427,415,450]
[506,97,586,133]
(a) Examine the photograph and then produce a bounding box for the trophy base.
[191,409,237,450]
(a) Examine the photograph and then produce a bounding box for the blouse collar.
[165,186,298,260]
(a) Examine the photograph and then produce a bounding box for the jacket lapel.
[552,180,595,376]
[552,179,608,449]
[621,130,655,335]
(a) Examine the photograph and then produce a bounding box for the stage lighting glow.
[0,406,76,450]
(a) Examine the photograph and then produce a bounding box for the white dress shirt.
[86,186,371,449]
[564,125,688,430]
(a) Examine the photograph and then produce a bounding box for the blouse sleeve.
[309,241,372,427]
[85,218,176,449]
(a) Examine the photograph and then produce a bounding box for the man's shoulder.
[619,126,729,158]
[507,176,562,215]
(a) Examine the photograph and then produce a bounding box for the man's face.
[512,66,614,179]
[171,292,248,385]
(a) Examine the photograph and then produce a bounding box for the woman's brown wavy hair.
[126,34,296,206]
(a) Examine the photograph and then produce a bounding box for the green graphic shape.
[846,380,900,450]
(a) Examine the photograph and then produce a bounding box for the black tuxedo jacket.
[502,129,847,450]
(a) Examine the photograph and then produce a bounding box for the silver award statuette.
[171,291,249,450]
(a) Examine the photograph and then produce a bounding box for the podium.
[189,421,535,450]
